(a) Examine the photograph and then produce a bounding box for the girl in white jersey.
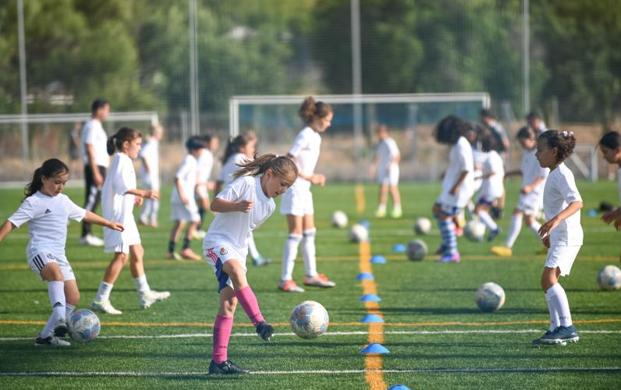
[195,133,220,239]
[218,132,270,266]
[91,128,170,315]
[370,124,402,219]
[598,131,621,233]
[138,124,163,227]
[205,154,298,374]
[432,115,475,263]
[492,127,549,257]
[279,97,335,292]
[0,159,122,346]
[532,130,583,346]
[474,130,505,242]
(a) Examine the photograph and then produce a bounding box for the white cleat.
[90,299,123,315]
[35,335,71,347]
[80,234,104,247]
[139,290,171,309]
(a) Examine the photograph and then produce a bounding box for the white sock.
[544,292,560,331]
[65,303,75,320]
[247,233,260,259]
[377,203,386,212]
[302,228,317,277]
[505,215,523,248]
[478,210,498,231]
[546,283,572,327]
[281,234,302,281]
[133,274,151,294]
[40,281,66,338]
[95,281,114,302]
[528,221,542,238]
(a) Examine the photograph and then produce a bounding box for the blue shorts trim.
[214,259,230,293]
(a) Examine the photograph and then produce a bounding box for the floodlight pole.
[351,0,363,177]
[522,0,530,115]
[17,0,29,160]
[188,0,199,136]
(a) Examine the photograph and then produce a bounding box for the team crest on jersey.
[220,247,228,256]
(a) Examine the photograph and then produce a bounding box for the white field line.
[1,329,621,342]
[1,367,620,377]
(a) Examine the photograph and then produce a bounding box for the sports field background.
[0,180,620,389]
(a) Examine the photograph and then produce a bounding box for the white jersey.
[543,163,583,246]
[204,175,275,258]
[102,153,140,248]
[81,118,109,167]
[376,137,400,169]
[521,148,548,195]
[288,126,322,191]
[480,150,505,200]
[8,192,86,259]
[219,153,249,186]
[197,149,215,184]
[138,138,160,189]
[438,136,475,208]
[171,154,198,204]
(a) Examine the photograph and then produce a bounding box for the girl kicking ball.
[204,154,298,374]
[0,159,123,346]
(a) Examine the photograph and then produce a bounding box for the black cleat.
[34,336,71,347]
[208,359,249,375]
[53,321,69,338]
[255,321,274,341]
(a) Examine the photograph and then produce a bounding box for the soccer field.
[0,180,620,389]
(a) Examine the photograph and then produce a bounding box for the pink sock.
[235,286,265,326]
[212,315,233,364]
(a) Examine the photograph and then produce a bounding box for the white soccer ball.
[332,210,349,228]
[475,282,505,312]
[349,223,369,243]
[407,239,428,261]
[597,265,621,290]
[290,301,329,339]
[465,220,486,242]
[414,217,432,235]
[69,309,101,342]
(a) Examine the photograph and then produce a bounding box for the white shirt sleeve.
[114,158,134,195]
[8,198,36,228]
[63,195,87,221]
[176,157,193,179]
[216,176,249,202]
[288,130,309,158]
[559,170,582,204]
[457,139,474,172]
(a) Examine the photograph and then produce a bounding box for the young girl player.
[0,158,123,346]
[204,154,298,374]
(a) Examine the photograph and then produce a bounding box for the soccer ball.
[407,239,427,261]
[331,210,348,228]
[290,301,329,339]
[413,217,432,235]
[597,265,621,290]
[465,220,486,242]
[349,223,369,243]
[69,309,100,342]
[475,282,505,312]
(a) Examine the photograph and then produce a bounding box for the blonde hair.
[234,154,298,184]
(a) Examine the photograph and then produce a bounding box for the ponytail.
[24,158,69,199]
[233,154,298,184]
[107,127,142,155]
[298,96,332,124]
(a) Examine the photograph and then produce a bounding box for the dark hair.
[233,154,298,185]
[599,131,621,150]
[480,108,495,119]
[185,135,208,152]
[538,129,576,163]
[298,96,332,124]
[434,115,470,145]
[526,111,542,121]
[479,129,499,153]
[91,98,109,115]
[222,131,257,164]
[516,125,537,140]
[24,158,69,199]
[107,127,142,155]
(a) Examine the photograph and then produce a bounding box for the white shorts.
[104,219,141,254]
[203,242,247,292]
[280,186,314,216]
[171,200,201,222]
[140,174,160,191]
[378,165,399,185]
[545,244,581,276]
[516,192,542,215]
[195,184,209,201]
[28,252,75,281]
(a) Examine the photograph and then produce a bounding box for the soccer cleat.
[532,329,566,346]
[490,206,503,220]
[208,359,249,375]
[167,252,182,261]
[90,299,123,315]
[487,228,501,242]
[491,246,512,257]
[375,208,386,218]
[303,273,336,288]
[438,252,461,263]
[252,256,271,267]
[193,230,207,240]
[80,234,104,247]
[139,290,171,309]
[180,248,201,261]
[34,336,71,347]
[553,325,579,343]
[390,205,403,219]
[53,320,69,338]
[278,280,305,293]
[255,321,274,341]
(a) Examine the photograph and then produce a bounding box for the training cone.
[360,294,381,302]
[388,385,411,390]
[360,343,390,354]
[356,272,374,281]
[392,243,406,253]
[360,314,384,323]
[370,255,386,264]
